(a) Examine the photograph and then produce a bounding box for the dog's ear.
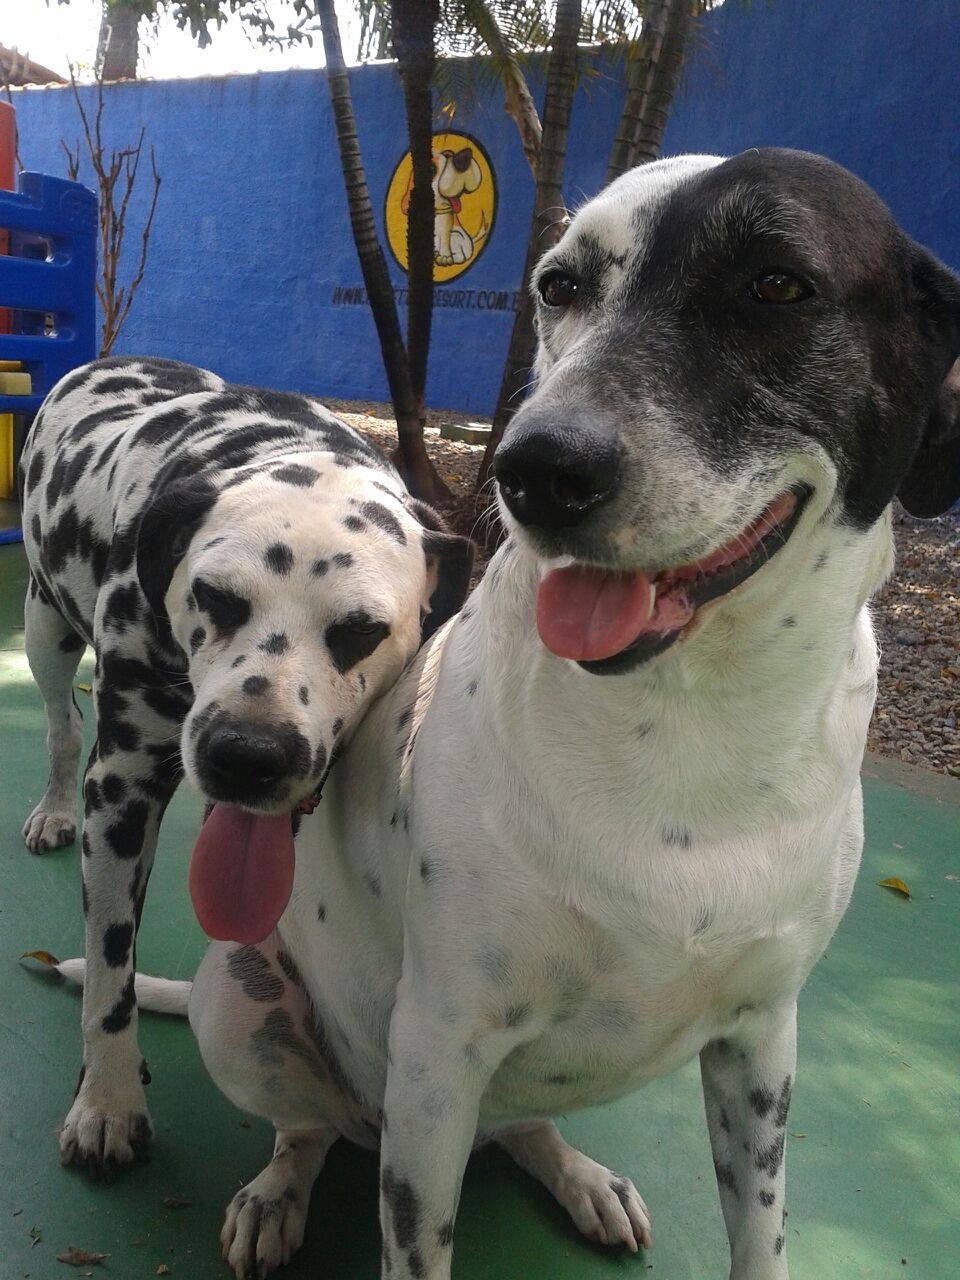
[406,498,475,643]
[897,249,960,518]
[136,477,218,624]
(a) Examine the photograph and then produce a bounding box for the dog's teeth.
[646,580,657,621]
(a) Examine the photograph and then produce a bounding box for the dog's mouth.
[536,486,810,675]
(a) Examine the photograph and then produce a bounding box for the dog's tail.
[22,951,191,1017]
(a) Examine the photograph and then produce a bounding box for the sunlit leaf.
[876,876,912,900]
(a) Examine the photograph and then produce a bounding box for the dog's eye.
[192,578,251,633]
[751,272,814,305]
[538,271,579,308]
[325,616,391,674]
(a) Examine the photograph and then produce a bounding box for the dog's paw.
[221,1169,310,1280]
[556,1159,652,1253]
[59,1088,153,1174]
[22,805,76,852]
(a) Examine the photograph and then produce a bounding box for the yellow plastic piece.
[0,414,13,500]
[0,371,31,394]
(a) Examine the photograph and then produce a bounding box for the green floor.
[1,536,957,1280]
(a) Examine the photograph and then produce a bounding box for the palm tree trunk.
[316,0,448,504]
[605,0,675,184]
[392,0,439,418]
[97,0,140,81]
[628,0,692,169]
[466,0,542,178]
[476,0,582,496]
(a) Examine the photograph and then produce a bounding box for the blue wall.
[9,0,960,413]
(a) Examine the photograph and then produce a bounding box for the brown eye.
[751,272,813,304]
[539,271,579,308]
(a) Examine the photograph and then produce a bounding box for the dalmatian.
[17,355,472,1174]
[53,149,959,1278]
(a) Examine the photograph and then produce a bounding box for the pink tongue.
[188,805,295,944]
[537,566,658,661]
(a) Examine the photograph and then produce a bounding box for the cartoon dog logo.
[386,132,496,282]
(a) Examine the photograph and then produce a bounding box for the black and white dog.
[176,151,960,1280]
[18,357,471,1172]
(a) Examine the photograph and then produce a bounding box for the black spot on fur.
[326,616,390,673]
[813,551,829,572]
[227,946,285,1002]
[359,501,407,544]
[381,1167,421,1251]
[437,1220,454,1248]
[272,463,318,487]
[333,552,353,569]
[467,679,478,696]
[59,630,85,653]
[231,654,246,668]
[317,902,326,922]
[759,1189,776,1207]
[104,799,149,858]
[419,858,435,883]
[774,1233,785,1255]
[312,558,329,577]
[105,582,141,629]
[276,949,306,991]
[260,632,289,655]
[243,675,270,696]
[190,626,206,653]
[365,873,382,898]
[781,615,797,628]
[719,1108,731,1134]
[343,515,367,533]
[100,773,127,805]
[265,542,294,575]
[103,922,134,967]
[503,1001,531,1028]
[714,1160,739,1197]
[192,579,251,633]
[774,1076,792,1128]
[662,826,692,848]
[102,972,137,1033]
[332,717,343,737]
[749,1084,776,1119]
[755,1130,786,1177]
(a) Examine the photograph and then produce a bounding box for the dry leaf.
[56,1244,107,1266]
[75,682,92,694]
[877,876,912,900]
[21,949,60,967]
[156,1266,171,1276]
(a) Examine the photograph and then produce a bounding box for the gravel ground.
[329,398,960,779]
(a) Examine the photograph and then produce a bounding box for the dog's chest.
[479,877,821,1121]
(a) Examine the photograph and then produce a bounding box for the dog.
[18,355,472,1173]
[402,146,488,267]
[115,148,959,1280]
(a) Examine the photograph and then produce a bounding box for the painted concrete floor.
[0,538,957,1280]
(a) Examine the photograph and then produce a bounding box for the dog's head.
[135,453,472,812]
[435,148,483,201]
[493,149,960,672]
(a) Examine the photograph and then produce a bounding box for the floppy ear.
[136,477,218,625]
[897,250,960,518]
[406,498,475,643]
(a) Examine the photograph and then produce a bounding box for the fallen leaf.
[156,1266,171,1276]
[876,876,912,900]
[892,842,904,849]
[56,1245,107,1266]
[75,683,92,695]
[29,1225,41,1247]
[162,1197,191,1209]
[20,950,60,967]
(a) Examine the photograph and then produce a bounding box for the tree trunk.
[605,0,675,184]
[315,0,448,505]
[476,0,581,496]
[98,0,140,82]
[392,0,439,418]
[629,0,692,168]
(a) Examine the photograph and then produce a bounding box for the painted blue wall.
[9,0,960,413]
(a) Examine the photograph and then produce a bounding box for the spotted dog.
[171,152,960,1279]
[18,356,472,1173]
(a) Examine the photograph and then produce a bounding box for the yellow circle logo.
[385,132,496,283]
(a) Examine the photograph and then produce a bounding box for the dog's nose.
[494,408,623,529]
[202,722,294,790]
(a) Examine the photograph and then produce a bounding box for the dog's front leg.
[60,714,183,1172]
[379,987,506,1280]
[700,1005,796,1280]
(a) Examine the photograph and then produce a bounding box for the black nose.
[493,407,623,529]
[200,721,294,791]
